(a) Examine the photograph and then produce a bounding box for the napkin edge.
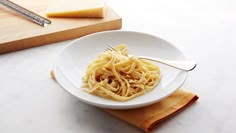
[143,93,199,132]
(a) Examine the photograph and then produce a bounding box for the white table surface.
[1,0,235,132]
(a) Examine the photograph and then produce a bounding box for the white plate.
[53,31,188,109]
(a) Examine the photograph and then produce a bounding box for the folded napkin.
[50,71,198,132]
[103,89,198,132]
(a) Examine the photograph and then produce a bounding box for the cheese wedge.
[46,0,106,18]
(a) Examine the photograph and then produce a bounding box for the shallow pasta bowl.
[52,30,188,109]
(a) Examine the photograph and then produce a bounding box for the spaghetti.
[82,44,161,101]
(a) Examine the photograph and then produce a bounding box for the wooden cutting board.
[0,0,122,54]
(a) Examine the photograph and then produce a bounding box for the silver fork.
[105,45,197,71]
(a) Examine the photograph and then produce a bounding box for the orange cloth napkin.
[50,71,198,132]
[103,89,198,132]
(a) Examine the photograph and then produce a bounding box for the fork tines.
[104,45,118,52]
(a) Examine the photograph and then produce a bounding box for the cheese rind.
[46,0,106,18]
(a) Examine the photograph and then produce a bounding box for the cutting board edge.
[0,18,122,54]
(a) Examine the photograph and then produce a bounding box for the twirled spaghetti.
[82,44,161,101]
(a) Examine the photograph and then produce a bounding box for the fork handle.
[138,56,197,71]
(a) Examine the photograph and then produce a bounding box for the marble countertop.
[1,0,235,132]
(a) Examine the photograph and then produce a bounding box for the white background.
[0,0,235,132]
